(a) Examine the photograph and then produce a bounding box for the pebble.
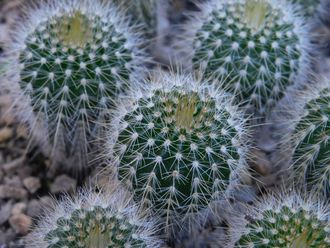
[4,176,22,188]
[2,157,24,174]
[0,200,12,225]
[50,174,77,194]
[0,127,13,143]
[0,228,15,245]
[26,200,42,218]
[11,202,26,216]
[9,214,32,235]
[0,185,28,200]
[23,177,41,194]
[26,196,53,219]
[16,125,28,139]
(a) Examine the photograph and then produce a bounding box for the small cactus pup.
[25,186,163,248]
[236,191,330,248]
[291,88,330,197]
[4,0,147,169]
[109,72,250,222]
[290,0,320,16]
[189,0,310,115]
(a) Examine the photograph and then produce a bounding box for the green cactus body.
[44,206,146,248]
[292,89,330,197]
[5,0,148,168]
[192,0,304,114]
[19,10,131,134]
[290,0,320,16]
[26,187,162,248]
[237,194,330,248]
[112,74,247,218]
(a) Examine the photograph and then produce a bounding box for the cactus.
[290,0,320,16]
[3,0,148,168]
[236,192,330,247]
[25,186,162,248]
[109,72,249,221]
[187,0,310,115]
[291,88,330,197]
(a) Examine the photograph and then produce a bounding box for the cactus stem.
[244,0,269,33]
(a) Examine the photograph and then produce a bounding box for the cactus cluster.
[0,0,329,247]
[110,73,249,219]
[188,0,309,115]
[4,0,147,168]
[291,88,330,197]
[26,187,162,248]
[237,192,330,247]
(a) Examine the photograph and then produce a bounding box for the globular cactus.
[109,72,250,222]
[236,191,330,247]
[2,0,148,169]
[182,0,311,115]
[25,186,163,248]
[290,0,320,16]
[291,88,330,197]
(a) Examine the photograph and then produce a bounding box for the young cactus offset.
[236,191,330,248]
[109,72,249,221]
[188,0,310,115]
[291,88,330,197]
[3,0,147,169]
[25,186,162,248]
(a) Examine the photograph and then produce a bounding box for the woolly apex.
[1,0,149,170]
[25,185,163,248]
[107,71,252,225]
[236,190,330,247]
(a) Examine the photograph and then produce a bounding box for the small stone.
[26,196,53,218]
[2,157,24,174]
[0,228,15,244]
[9,213,32,235]
[11,202,26,216]
[0,127,13,143]
[0,200,13,225]
[0,185,28,200]
[50,174,77,194]
[16,124,28,139]
[4,175,22,188]
[40,196,53,207]
[26,199,42,218]
[23,177,41,194]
